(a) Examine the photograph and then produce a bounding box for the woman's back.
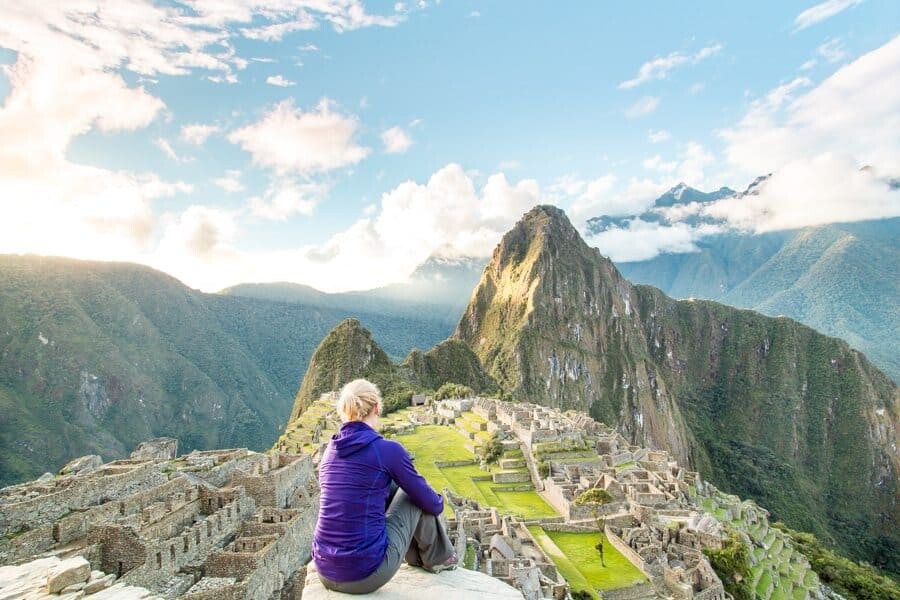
[313,420,443,582]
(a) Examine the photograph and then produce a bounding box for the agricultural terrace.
[387,419,556,519]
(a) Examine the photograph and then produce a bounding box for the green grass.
[392,425,556,518]
[528,526,647,593]
[528,526,596,599]
[547,530,648,591]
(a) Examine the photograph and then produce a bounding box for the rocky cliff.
[455,205,900,571]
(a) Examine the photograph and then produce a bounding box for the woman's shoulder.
[373,437,410,459]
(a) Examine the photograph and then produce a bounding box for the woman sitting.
[312,379,458,594]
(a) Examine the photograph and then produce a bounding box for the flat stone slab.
[302,564,523,599]
[0,556,160,599]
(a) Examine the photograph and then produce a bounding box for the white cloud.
[689,82,705,95]
[298,43,320,52]
[497,160,521,171]
[648,129,671,144]
[212,170,244,194]
[381,126,413,154]
[626,96,660,118]
[800,59,818,70]
[793,0,864,31]
[702,156,899,232]
[241,14,318,41]
[618,44,723,89]
[266,74,296,87]
[818,38,848,63]
[146,164,550,292]
[154,138,192,163]
[468,11,481,18]
[642,155,677,173]
[228,98,370,175]
[721,36,900,178]
[247,179,327,220]
[180,123,221,145]
[587,219,725,263]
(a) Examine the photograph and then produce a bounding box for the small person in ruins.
[312,378,458,593]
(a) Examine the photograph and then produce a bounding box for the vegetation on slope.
[618,219,899,382]
[0,255,448,486]
[454,205,900,573]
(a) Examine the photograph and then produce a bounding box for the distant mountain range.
[0,255,450,486]
[222,256,484,343]
[596,181,899,382]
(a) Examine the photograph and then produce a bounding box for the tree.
[434,382,473,400]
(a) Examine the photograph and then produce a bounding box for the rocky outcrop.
[454,205,900,571]
[301,563,524,599]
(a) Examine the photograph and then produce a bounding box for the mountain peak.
[289,318,393,420]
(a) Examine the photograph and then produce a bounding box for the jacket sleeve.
[380,440,444,515]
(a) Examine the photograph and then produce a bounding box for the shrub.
[434,382,473,400]
[574,487,613,506]
[538,461,550,478]
[480,433,503,464]
[703,530,752,600]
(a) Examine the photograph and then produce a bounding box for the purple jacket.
[312,421,444,582]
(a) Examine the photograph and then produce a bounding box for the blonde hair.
[336,379,383,422]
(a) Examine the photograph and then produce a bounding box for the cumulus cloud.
[144,164,552,292]
[212,170,244,194]
[180,123,221,145]
[721,36,900,178]
[702,156,899,232]
[228,99,370,175]
[626,96,660,118]
[618,44,722,89]
[587,220,724,263]
[247,179,327,220]
[793,0,864,31]
[266,74,296,87]
[381,126,413,154]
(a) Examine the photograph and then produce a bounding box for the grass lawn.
[545,530,647,592]
[391,425,557,519]
[528,526,596,599]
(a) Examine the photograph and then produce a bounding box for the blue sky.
[0,1,898,291]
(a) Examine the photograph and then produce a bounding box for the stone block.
[47,556,91,593]
[59,455,102,475]
[302,563,523,599]
[84,574,116,594]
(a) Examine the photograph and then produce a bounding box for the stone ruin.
[444,491,567,600]
[0,438,319,599]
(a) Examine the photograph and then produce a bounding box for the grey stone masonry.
[0,440,319,599]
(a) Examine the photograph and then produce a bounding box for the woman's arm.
[380,440,444,515]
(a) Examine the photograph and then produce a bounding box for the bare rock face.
[301,564,524,599]
[59,455,102,476]
[130,438,178,461]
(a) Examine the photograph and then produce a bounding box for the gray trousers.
[317,489,455,594]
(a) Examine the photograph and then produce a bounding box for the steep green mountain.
[287,319,496,425]
[0,255,451,486]
[289,318,395,420]
[455,206,900,571]
[613,209,899,381]
[222,256,485,342]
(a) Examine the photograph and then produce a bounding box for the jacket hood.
[332,421,382,458]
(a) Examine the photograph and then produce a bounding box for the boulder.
[301,563,523,599]
[59,455,102,476]
[47,556,90,593]
[84,573,116,594]
[37,472,55,482]
[130,438,178,461]
[0,557,157,599]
